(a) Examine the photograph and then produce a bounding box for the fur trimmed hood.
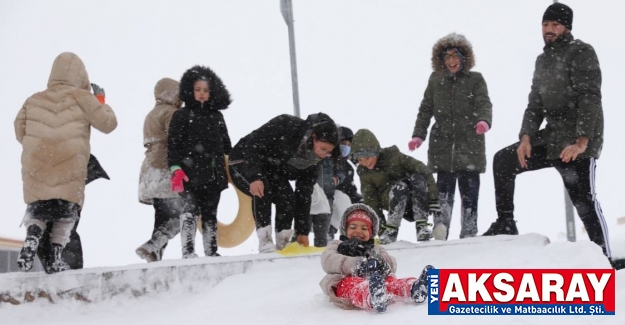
[179,65,231,110]
[339,203,380,237]
[431,33,475,73]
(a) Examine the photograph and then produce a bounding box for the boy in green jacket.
[351,129,440,243]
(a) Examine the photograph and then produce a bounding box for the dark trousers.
[494,143,611,258]
[180,185,221,255]
[151,198,184,252]
[230,164,295,233]
[436,171,480,239]
[387,174,429,228]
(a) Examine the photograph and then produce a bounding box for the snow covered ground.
[1,234,623,325]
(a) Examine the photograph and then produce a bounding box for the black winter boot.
[180,213,198,259]
[411,265,435,303]
[312,214,331,247]
[201,220,219,257]
[482,218,518,236]
[46,244,70,274]
[368,271,388,313]
[610,258,625,270]
[17,225,44,272]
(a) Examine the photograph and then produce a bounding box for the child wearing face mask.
[167,65,232,258]
[309,126,362,247]
[320,203,434,312]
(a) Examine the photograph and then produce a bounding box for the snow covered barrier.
[0,234,551,305]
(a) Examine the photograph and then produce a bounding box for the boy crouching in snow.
[319,203,433,312]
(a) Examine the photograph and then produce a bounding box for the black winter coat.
[229,113,335,234]
[168,104,231,190]
[167,65,232,191]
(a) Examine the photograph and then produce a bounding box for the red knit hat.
[346,210,373,237]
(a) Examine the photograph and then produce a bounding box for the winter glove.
[170,168,189,193]
[91,83,106,104]
[428,199,442,215]
[355,254,391,278]
[408,137,424,151]
[337,237,368,257]
[475,121,490,135]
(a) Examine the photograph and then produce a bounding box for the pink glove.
[408,137,424,151]
[171,169,189,193]
[475,121,490,135]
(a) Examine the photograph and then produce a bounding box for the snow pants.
[494,142,611,258]
[335,276,416,310]
[385,174,429,231]
[435,171,480,239]
[180,185,221,256]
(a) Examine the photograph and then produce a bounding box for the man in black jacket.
[229,113,338,253]
[483,3,619,268]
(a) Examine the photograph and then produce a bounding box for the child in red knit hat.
[319,203,434,312]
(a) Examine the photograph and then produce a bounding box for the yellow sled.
[277,242,326,256]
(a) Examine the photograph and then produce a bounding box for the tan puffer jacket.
[138,78,181,204]
[14,52,117,207]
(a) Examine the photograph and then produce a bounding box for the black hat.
[339,126,354,142]
[311,113,338,145]
[543,3,573,30]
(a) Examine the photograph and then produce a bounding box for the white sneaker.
[275,229,295,251]
[432,223,447,241]
[257,226,276,253]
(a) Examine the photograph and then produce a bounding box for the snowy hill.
[1,234,623,324]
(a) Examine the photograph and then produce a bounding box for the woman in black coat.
[229,112,338,253]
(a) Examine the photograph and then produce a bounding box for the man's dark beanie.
[543,3,573,30]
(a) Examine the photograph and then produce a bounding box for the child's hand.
[356,255,391,278]
[171,169,189,193]
[337,238,367,257]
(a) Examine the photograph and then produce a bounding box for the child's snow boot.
[411,264,435,303]
[180,213,198,259]
[368,271,389,313]
[416,221,432,242]
[379,226,398,245]
[201,220,220,257]
[275,228,295,251]
[17,224,44,272]
[46,244,70,274]
[257,225,276,253]
[432,222,447,241]
[136,231,169,262]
